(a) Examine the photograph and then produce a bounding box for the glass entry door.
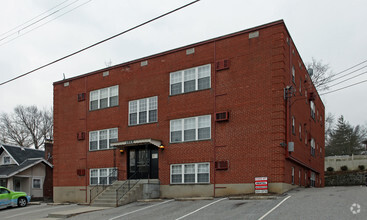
[128,145,158,179]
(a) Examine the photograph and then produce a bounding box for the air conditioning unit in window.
[215,59,230,71]
[77,132,85,141]
[215,160,229,170]
[77,169,86,176]
[78,93,86,102]
[215,111,229,122]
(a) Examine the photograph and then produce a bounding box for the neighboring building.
[53,20,325,203]
[0,144,53,199]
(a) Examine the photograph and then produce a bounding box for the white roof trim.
[0,144,19,165]
[110,138,162,148]
[5,158,53,178]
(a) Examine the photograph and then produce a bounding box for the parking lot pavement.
[264,186,367,220]
[0,203,79,220]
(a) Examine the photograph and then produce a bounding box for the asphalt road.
[0,186,366,220]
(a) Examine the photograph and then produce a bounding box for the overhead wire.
[320,79,367,96]
[0,0,201,86]
[0,0,91,47]
[0,0,71,37]
[0,0,83,44]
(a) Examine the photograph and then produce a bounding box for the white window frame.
[89,128,118,151]
[299,124,302,140]
[89,167,117,185]
[170,162,210,184]
[32,178,42,189]
[3,156,11,164]
[129,96,158,125]
[310,100,315,119]
[311,138,315,156]
[89,85,119,110]
[292,116,295,135]
[291,167,295,185]
[292,66,295,83]
[170,115,211,143]
[169,64,211,95]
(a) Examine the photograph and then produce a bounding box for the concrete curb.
[175,197,214,201]
[29,202,42,205]
[47,206,111,218]
[137,199,164,202]
[229,196,278,200]
[47,202,71,206]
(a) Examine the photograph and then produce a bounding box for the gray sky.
[0,0,366,126]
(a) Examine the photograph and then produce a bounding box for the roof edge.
[54,19,285,85]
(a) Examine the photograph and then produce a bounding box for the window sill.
[170,139,212,144]
[128,121,158,127]
[169,88,211,97]
[89,105,119,112]
[89,148,115,152]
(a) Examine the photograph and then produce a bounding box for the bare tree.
[0,105,53,149]
[306,57,335,92]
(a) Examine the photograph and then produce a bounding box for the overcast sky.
[0,0,366,127]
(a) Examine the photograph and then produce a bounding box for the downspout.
[85,77,88,203]
[213,41,217,197]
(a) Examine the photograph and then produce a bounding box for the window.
[299,124,302,140]
[310,172,316,187]
[89,128,118,151]
[170,163,209,184]
[170,64,211,95]
[310,101,315,119]
[292,66,295,83]
[291,167,294,185]
[32,178,42,189]
[3,156,10,164]
[170,115,211,143]
[311,138,315,156]
[90,85,118,110]
[90,168,117,185]
[305,130,308,145]
[292,116,295,135]
[129,96,157,125]
[299,77,302,94]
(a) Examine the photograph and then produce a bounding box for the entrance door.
[13,178,21,191]
[128,145,158,179]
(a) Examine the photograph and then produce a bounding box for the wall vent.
[141,60,148,66]
[215,160,229,170]
[77,132,85,141]
[249,31,259,39]
[216,59,230,71]
[77,169,86,176]
[103,71,109,77]
[77,93,86,102]
[215,112,229,122]
[186,48,195,55]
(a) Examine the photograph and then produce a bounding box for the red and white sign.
[255,177,268,193]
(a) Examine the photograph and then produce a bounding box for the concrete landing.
[47,206,111,218]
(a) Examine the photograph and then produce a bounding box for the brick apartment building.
[53,20,325,203]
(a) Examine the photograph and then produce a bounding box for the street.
[0,186,366,220]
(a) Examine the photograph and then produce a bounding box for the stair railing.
[90,168,118,203]
[116,172,140,207]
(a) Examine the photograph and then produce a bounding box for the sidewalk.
[38,206,111,219]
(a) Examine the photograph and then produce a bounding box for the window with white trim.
[32,178,42,189]
[291,167,295,184]
[3,156,10,164]
[292,116,295,135]
[311,138,315,156]
[129,96,157,125]
[310,172,316,187]
[170,64,211,95]
[170,163,209,184]
[90,168,117,185]
[292,66,295,83]
[90,85,119,110]
[299,124,302,140]
[89,128,118,151]
[170,115,211,143]
[310,101,315,119]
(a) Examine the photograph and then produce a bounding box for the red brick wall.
[53,20,324,191]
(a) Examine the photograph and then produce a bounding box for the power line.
[319,64,367,87]
[330,59,367,79]
[0,0,71,37]
[0,0,91,47]
[0,0,82,44]
[327,70,367,88]
[320,79,367,96]
[0,0,201,86]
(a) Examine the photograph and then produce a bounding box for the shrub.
[326,167,334,172]
[340,165,348,171]
[358,165,365,171]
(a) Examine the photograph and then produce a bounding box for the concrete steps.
[90,179,160,207]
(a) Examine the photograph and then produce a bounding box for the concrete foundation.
[54,186,88,203]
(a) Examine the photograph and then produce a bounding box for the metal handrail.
[115,172,140,206]
[90,168,118,203]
